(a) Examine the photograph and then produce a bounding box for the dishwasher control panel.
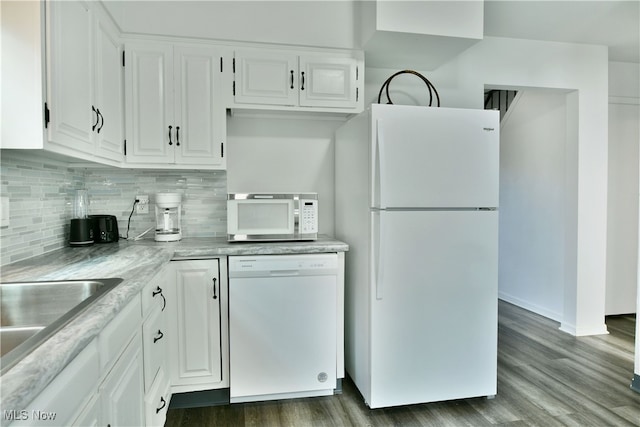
[228,254,338,277]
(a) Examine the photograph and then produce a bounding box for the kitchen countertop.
[0,236,348,413]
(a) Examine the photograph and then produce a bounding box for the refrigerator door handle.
[373,210,386,300]
[373,120,386,209]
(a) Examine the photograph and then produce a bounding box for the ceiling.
[484,0,640,63]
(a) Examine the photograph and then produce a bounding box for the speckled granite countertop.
[0,236,348,413]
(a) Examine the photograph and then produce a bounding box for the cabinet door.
[174,47,225,167]
[71,394,99,427]
[46,0,94,153]
[142,304,167,391]
[234,50,298,106]
[125,42,174,163]
[168,259,222,388]
[9,340,100,427]
[298,56,358,108]
[100,334,145,427]
[93,9,124,162]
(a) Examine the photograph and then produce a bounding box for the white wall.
[606,61,640,381]
[607,62,639,316]
[606,105,639,315]
[357,1,483,70]
[104,1,356,50]
[226,113,344,236]
[498,90,568,321]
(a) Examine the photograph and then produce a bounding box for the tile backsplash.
[84,167,227,240]
[0,151,227,266]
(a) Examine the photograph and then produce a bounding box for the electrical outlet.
[136,195,149,214]
[1,197,9,227]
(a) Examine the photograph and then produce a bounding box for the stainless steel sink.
[0,278,123,374]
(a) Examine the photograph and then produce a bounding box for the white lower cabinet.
[167,258,229,393]
[8,340,99,427]
[71,394,100,427]
[141,270,171,426]
[8,297,143,427]
[144,369,171,426]
[99,333,145,427]
[97,296,145,427]
[142,303,167,391]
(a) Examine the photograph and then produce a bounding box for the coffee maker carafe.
[69,189,94,246]
[155,193,182,242]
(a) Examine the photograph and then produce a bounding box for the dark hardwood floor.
[165,301,639,426]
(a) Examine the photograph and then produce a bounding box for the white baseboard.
[498,291,562,322]
[499,292,610,336]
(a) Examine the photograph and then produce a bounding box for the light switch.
[0,197,9,227]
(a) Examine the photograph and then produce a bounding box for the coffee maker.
[69,189,94,246]
[155,193,182,242]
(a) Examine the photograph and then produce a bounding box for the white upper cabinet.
[46,0,124,163]
[46,0,94,154]
[2,1,364,166]
[124,42,174,164]
[174,46,227,166]
[234,51,298,106]
[298,56,359,109]
[93,10,125,162]
[232,49,363,113]
[0,1,45,149]
[124,42,226,169]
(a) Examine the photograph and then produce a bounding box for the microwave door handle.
[254,195,274,199]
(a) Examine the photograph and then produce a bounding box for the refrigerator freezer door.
[372,104,499,209]
[368,209,498,408]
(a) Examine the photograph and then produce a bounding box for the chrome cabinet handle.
[290,70,294,89]
[212,277,218,300]
[168,125,173,145]
[152,286,166,311]
[153,329,164,343]
[301,71,305,91]
[176,126,180,146]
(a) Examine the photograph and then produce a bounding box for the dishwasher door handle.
[269,270,300,276]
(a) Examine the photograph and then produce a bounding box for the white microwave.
[227,193,318,242]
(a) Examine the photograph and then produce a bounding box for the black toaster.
[89,215,119,243]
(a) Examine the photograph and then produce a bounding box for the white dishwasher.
[228,253,338,403]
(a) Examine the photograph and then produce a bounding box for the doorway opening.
[488,87,576,324]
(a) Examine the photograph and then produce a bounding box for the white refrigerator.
[335,104,499,408]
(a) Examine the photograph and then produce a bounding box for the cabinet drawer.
[142,304,167,391]
[10,340,99,427]
[144,368,171,427]
[141,271,167,319]
[99,295,141,374]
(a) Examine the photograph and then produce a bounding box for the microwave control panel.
[300,200,318,233]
